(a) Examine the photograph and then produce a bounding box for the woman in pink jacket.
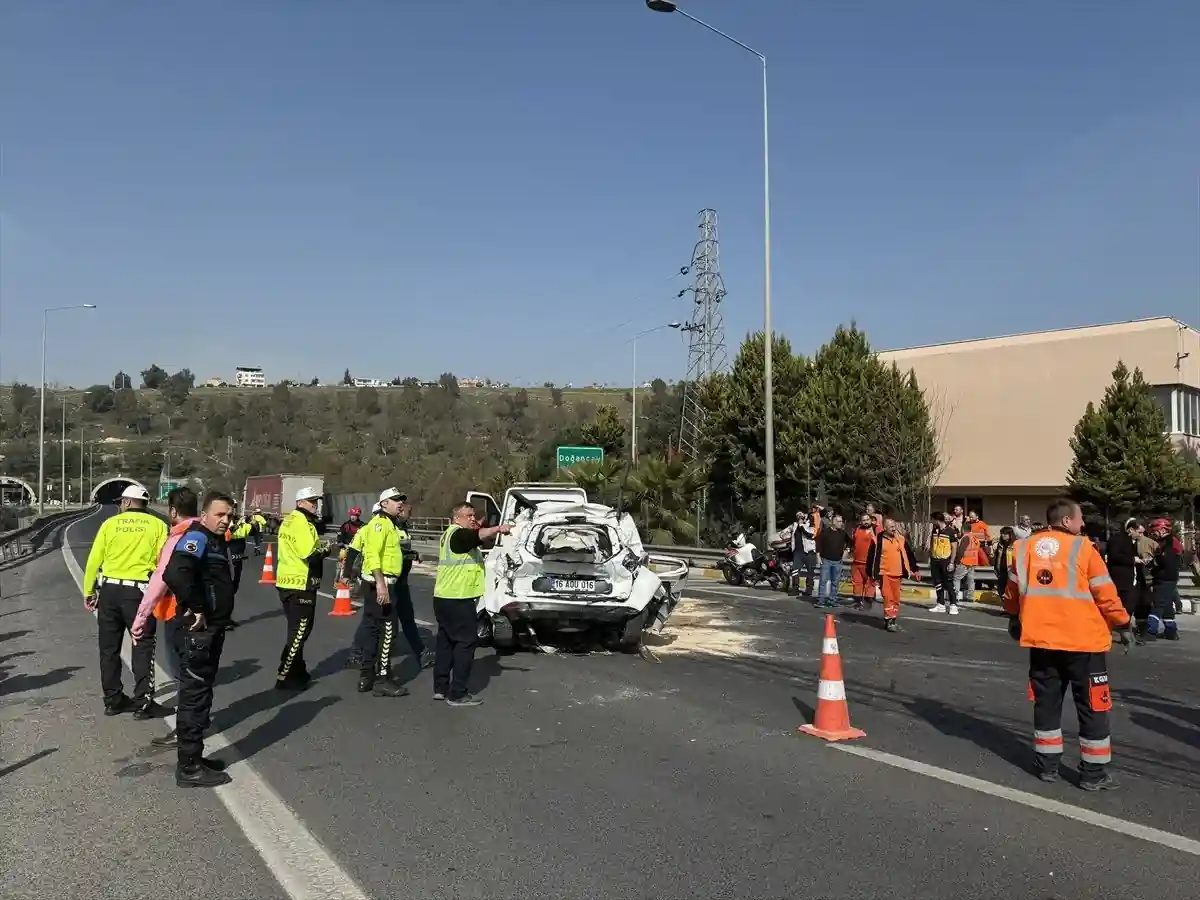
[132,489,199,688]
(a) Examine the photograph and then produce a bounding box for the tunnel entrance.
[91,477,152,505]
[0,476,38,507]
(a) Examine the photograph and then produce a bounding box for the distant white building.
[234,366,266,388]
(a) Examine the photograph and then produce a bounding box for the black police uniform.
[164,524,236,787]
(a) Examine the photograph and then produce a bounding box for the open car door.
[466,490,502,551]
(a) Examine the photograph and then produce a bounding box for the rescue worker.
[338,506,364,546]
[850,513,878,610]
[1147,517,1182,641]
[927,511,957,611]
[274,486,330,690]
[1003,498,1130,790]
[83,484,169,718]
[163,489,237,787]
[864,502,884,535]
[131,486,200,748]
[224,502,255,630]
[967,510,992,562]
[356,488,410,697]
[344,502,379,669]
[866,518,920,632]
[950,525,981,613]
[250,507,267,555]
[433,502,510,707]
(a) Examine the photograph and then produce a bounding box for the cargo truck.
[242,474,325,529]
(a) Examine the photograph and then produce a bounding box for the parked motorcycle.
[768,538,795,592]
[719,533,785,589]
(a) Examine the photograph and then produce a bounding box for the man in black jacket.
[814,514,851,609]
[1105,518,1149,642]
[163,490,236,788]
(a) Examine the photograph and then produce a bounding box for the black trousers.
[276,589,315,682]
[173,623,226,765]
[793,551,817,595]
[1116,581,1152,622]
[929,559,955,603]
[433,596,478,700]
[1029,648,1111,781]
[360,582,398,678]
[393,578,425,658]
[97,583,156,707]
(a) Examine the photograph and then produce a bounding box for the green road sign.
[158,479,184,501]
[556,445,604,469]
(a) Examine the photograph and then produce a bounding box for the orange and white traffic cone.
[329,581,354,616]
[258,544,276,585]
[798,615,866,742]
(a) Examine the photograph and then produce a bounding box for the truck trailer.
[242,474,325,526]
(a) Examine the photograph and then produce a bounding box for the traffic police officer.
[432,502,509,707]
[1004,498,1130,790]
[356,487,409,697]
[344,501,378,669]
[224,502,255,630]
[274,486,330,690]
[83,484,168,717]
[393,496,433,669]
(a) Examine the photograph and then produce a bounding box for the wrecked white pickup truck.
[465,484,690,653]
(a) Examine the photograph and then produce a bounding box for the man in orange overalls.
[850,513,878,610]
[1004,498,1130,790]
[867,519,920,632]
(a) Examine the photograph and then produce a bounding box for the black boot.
[357,673,375,693]
[372,677,408,698]
[176,760,232,788]
[104,694,133,716]
[151,729,178,748]
[133,699,169,720]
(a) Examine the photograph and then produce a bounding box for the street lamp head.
[668,321,681,328]
[83,304,97,309]
[646,0,678,12]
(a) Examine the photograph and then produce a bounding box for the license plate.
[551,579,597,592]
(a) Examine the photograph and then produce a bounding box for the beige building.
[878,317,1200,526]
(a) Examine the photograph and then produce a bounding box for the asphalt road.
[2,506,1199,899]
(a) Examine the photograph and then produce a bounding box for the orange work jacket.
[1002,529,1129,652]
[868,532,917,580]
[968,521,991,565]
[852,526,876,566]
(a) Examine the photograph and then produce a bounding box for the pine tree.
[1066,361,1197,524]
[796,324,938,515]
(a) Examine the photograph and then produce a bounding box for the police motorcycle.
[719,532,785,589]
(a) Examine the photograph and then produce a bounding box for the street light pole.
[644,1,776,536]
[38,304,97,515]
[628,322,682,467]
[61,399,67,507]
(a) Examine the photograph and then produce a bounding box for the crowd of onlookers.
[775,502,1195,640]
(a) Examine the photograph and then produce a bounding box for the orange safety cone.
[258,544,276,585]
[798,615,866,742]
[329,580,354,616]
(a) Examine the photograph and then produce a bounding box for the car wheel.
[476,614,494,647]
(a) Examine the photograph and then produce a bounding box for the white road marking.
[685,584,1007,632]
[63,511,371,900]
[833,743,1200,858]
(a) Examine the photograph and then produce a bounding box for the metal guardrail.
[0,505,98,567]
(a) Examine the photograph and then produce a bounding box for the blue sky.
[2,0,1197,389]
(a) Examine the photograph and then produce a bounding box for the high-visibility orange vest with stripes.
[1003,530,1128,652]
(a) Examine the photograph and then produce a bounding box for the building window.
[1151,384,1200,438]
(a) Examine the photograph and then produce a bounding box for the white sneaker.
[931,603,947,613]
[949,604,960,615]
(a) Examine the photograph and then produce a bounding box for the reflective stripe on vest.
[1015,533,1093,601]
[433,524,485,599]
